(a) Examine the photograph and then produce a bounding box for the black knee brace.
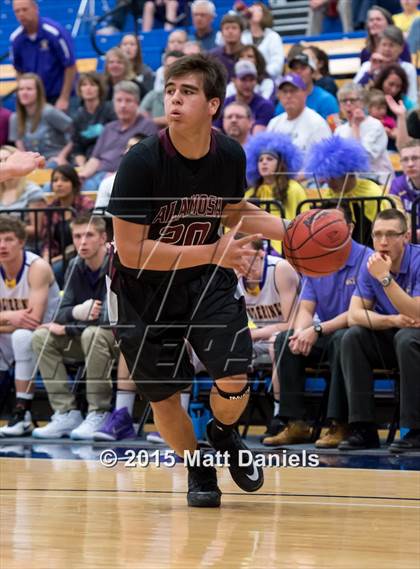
[214,380,250,401]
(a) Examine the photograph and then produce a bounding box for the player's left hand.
[367,252,392,281]
[213,221,263,274]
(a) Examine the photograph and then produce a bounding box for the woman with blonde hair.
[103,47,141,101]
[0,145,46,247]
[9,73,72,167]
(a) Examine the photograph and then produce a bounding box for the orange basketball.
[283,209,352,277]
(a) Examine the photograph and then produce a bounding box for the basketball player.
[238,238,300,438]
[107,55,289,508]
[0,215,60,436]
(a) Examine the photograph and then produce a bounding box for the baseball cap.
[277,73,306,91]
[288,52,317,71]
[234,60,257,79]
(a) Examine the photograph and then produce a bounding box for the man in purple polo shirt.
[263,205,370,449]
[210,13,243,82]
[78,81,157,191]
[214,60,275,134]
[389,140,420,240]
[340,209,420,452]
[11,0,77,111]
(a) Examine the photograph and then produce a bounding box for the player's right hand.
[6,308,40,330]
[213,222,263,274]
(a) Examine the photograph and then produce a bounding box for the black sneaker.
[338,423,380,450]
[206,420,264,492]
[390,429,420,453]
[187,465,222,508]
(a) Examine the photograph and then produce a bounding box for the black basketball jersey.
[107,128,246,283]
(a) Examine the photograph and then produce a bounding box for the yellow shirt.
[393,11,420,33]
[321,178,394,222]
[245,180,309,253]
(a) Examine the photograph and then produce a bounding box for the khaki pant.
[32,327,118,413]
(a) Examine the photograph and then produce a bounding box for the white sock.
[16,392,34,400]
[181,392,190,412]
[273,400,280,417]
[116,391,135,416]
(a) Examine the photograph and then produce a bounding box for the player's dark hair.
[0,215,27,241]
[71,214,106,234]
[321,201,353,225]
[237,233,264,251]
[374,208,408,233]
[164,54,227,119]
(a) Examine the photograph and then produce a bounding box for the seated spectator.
[0,105,12,145]
[32,215,119,440]
[222,102,253,147]
[152,29,188,92]
[264,205,368,448]
[41,165,94,286]
[373,63,415,115]
[393,0,420,33]
[304,45,338,98]
[210,13,244,82]
[355,26,417,104]
[9,73,72,167]
[0,145,46,248]
[71,72,116,167]
[360,6,411,63]
[335,83,393,185]
[306,0,353,35]
[340,209,420,452]
[275,51,339,120]
[94,133,147,211]
[367,89,397,147]
[215,60,275,134]
[140,50,184,127]
[142,0,179,32]
[241,2,285,80]
[238,238,300,440]
[120,34,155,98]
[389,140,420,239]
[305,136,391,242]
[103,47,141,102]
[0,215,60,437]
[267,73,332,153]
[190,0,218,51]
[357,51,390,87]
[226,45,276,101]
[78,81,157,191]
[244,131,307,253]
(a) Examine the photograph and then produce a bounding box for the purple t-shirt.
[389,174,420,226]
[300,240,371,322]
[215,93,275,131]
[355,243,420,315]
[92,115,158,172]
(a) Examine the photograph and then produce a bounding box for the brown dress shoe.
[315,422,350,449]
[262,420,312,446]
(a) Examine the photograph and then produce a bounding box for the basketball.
[283,209,352,277]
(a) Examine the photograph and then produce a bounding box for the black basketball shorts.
[108,267,252,402]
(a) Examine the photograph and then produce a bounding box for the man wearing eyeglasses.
[339,209,420,452]
[389,140,420,241]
